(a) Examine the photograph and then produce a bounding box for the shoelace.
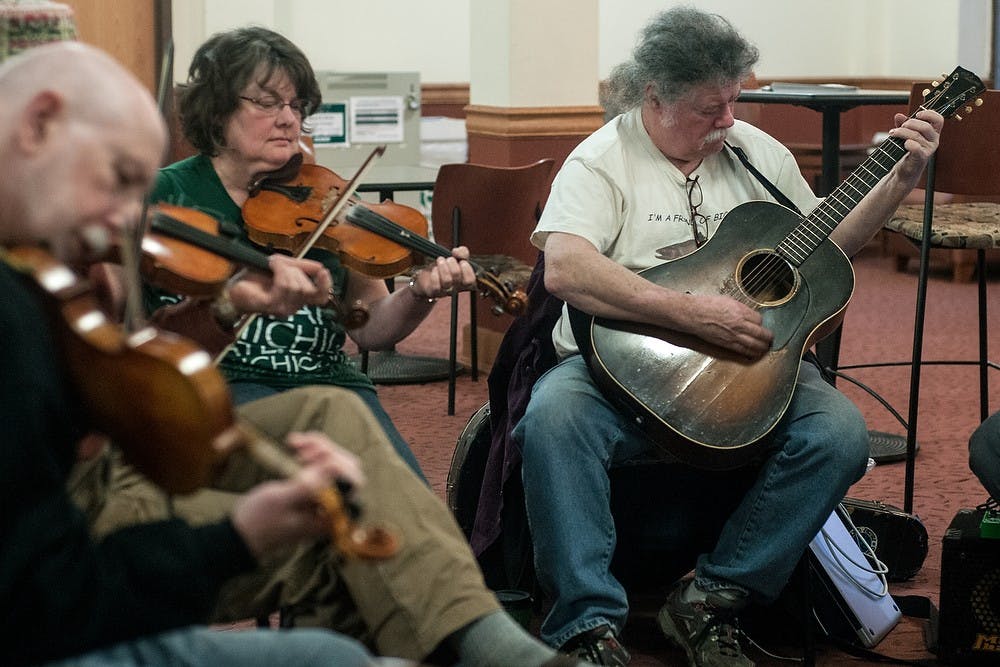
[691,609,746,659]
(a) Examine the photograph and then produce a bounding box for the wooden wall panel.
[61,0,170,94]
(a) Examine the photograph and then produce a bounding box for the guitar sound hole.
[735,250,797,306]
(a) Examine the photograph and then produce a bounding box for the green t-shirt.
[148,154,373,391]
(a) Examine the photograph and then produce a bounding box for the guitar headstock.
[921,66,986,121]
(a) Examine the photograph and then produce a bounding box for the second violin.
[242,161,527,317]
[244,162,426,279]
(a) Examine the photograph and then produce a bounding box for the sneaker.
[658,581,753,667]
[559,625,630,666]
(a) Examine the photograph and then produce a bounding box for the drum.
[446,402,492,539]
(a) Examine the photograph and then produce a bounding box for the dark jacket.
[0,261,256,666]
[472,253,562,567]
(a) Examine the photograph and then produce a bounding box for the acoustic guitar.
[569,66,985,470]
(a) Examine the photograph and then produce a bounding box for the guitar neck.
[777,135,907,267]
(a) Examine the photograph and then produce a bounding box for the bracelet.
[408,276,436,304]
[209,288,241,330]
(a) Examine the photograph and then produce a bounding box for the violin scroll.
[316,486,400,560]
[214,421,400,561]
[473,269,528,317]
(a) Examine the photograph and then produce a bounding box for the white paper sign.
[349,96,404,143]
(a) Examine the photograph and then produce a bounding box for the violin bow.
[123,39,176,332]
[213,144,387,364]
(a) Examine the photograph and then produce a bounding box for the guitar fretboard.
[777,135,907,266]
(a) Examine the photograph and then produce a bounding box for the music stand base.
[869,430,918,465]
[353,350,463,385]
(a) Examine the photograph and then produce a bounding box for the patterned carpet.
[358,243,999,666]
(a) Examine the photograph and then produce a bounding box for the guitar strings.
[727,77,969,306]
[719,107,922,309]
[708,137,904,309]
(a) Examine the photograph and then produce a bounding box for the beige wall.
[599,0,992,81]
[172,0,993,87]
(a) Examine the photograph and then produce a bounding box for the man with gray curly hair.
[514,6,942,666]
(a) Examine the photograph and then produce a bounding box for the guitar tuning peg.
[941,73,949,79]
[931,80,940,87]
[964,105,973,114]
[976,98,984,107]
[955,114,964,121]
[922,88,931,98]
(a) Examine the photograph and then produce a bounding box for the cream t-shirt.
[532,107,821,358]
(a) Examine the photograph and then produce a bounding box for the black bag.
[840,497,929,581]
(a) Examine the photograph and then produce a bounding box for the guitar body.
[573,200,854,470]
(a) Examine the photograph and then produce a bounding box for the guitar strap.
[725,141,803,215]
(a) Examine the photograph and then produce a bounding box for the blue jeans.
[231,381,427,482]
[969,410,1000,499]
[41,626,408,666]
[512,354,869,648]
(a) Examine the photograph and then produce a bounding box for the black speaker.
[937,508,1000,664]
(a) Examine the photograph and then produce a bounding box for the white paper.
[349,96,404,143]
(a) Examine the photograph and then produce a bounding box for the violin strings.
[345,205,488,275]
[343,205,524,312]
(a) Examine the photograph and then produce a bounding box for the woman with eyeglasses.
[69,26,586,667]
[149,27,475,471]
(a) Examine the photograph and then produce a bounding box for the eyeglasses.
[238,95,311,118]
[686,175,708,246]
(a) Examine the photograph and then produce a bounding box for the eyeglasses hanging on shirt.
[685,175,708,247]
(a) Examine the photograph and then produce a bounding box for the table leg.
[819,109,841,197]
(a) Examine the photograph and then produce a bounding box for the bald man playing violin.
[21,33,584,667]
[0,41,396,667]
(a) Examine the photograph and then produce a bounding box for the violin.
[242,160,528,317]
[138,204,258,298]
[138,204,368,328]
[4,245,396,560]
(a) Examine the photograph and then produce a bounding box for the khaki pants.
[69,386,499,661]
